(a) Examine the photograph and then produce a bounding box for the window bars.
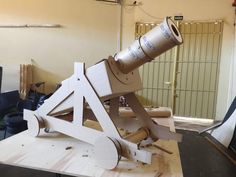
[136,20,223,119]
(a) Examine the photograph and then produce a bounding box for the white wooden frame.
[24,59,182,169]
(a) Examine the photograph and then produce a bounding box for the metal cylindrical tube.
[115,17,183,74]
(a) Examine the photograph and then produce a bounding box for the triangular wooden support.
[24,60,181,169]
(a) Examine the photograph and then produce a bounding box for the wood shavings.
[154,172,162,177]
[152,144,173,154]
[65,146,72,150]
[142,162,147,166]
[145,144,152,147]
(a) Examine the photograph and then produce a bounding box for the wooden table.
[0,118,183,177]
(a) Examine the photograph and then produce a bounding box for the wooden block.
[124,127,149,143]
[86,59,142,100]
[119,107,172,118]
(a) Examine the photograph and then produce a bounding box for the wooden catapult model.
[24,17,183,169]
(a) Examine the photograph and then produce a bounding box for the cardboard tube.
[115,17,183,74]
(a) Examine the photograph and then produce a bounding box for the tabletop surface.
[0,118,183,177]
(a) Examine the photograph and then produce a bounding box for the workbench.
[0,118,183,177]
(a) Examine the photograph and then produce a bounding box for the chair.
[0,90,19,122]
[3,90,53,138]
[3,98,36,138]
[3,112,27,138]
[200,96,236,134]
[0,90,19,110]
[228,97,236,152]
[203,97,236,148]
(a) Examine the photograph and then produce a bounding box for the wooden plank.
[0,118,183,177]
[119,107,172,118]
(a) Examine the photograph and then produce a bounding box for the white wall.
[228,25,236,103]
[122,0,234,120]
[0,0,120,92]
[0,0,234,120]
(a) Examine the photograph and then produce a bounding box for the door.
[136,20,223,119]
